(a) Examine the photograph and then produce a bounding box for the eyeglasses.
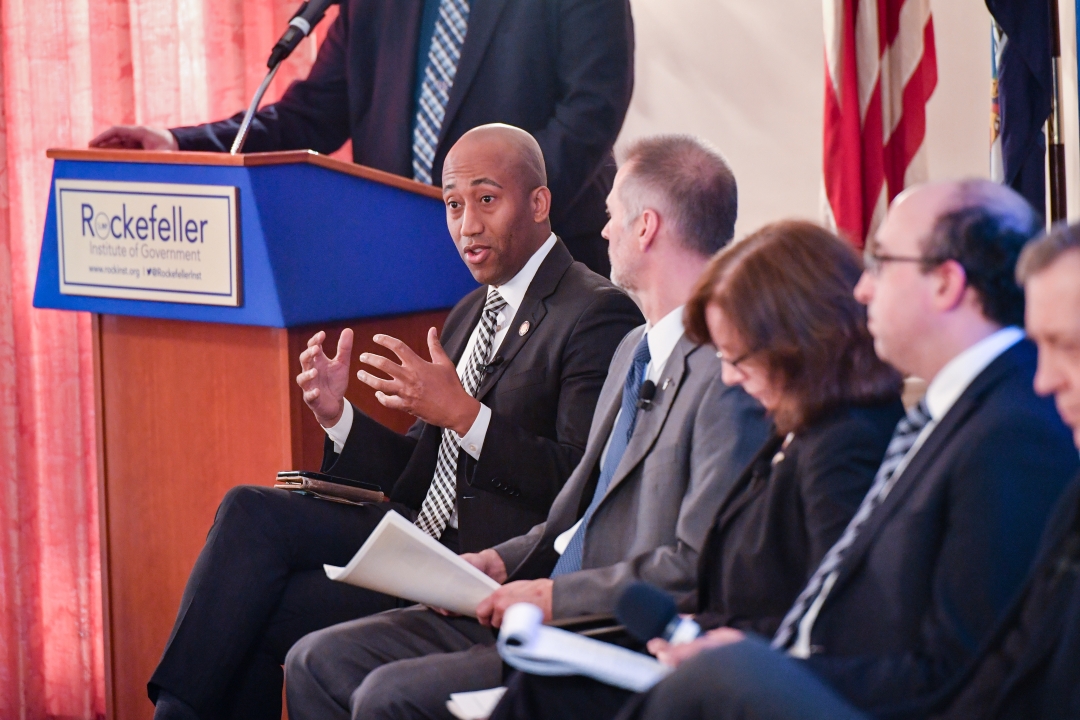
[715,348,756,371]
[863,251,946,276]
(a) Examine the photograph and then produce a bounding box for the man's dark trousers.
[147,240,643,719]
[150,488,417,720]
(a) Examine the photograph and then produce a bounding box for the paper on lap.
[323,510,500,616]
[446,687,508,720]
[497,603,671,692]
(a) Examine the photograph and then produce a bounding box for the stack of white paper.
[497,603,671,692]
[446,687,508,720]
[324,510,500,617]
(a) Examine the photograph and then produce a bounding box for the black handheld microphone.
[267,0,339,68]
[637,380,657,411]
[615,582,701,645]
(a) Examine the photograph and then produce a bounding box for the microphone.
[615,582,701,645]
[484,356,504,374]
[268,0,339,69]
[231,0,338,154]
[637,380,656,411]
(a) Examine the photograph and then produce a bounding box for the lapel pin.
[518,321,530,336]
[661,377,672,390]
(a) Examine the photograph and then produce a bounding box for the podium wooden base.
[93,311,449,720]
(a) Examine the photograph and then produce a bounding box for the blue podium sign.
[34,149,478,327]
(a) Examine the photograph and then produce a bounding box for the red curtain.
[0,2,332,715]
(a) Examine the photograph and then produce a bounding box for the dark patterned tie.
[772,399,933,651]
[412,0,470,184]
[551,337,652,576]
[415,288,506,538]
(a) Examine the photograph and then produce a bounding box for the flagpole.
[1048,0,1068,223]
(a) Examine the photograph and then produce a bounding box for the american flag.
[823,0,938,247]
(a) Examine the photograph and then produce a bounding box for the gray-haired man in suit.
[283,134,771,720]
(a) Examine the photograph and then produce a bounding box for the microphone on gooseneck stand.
[230,0,341,155]
[637,380,657,411]
[616,582,701,645]
[267,0,339,68]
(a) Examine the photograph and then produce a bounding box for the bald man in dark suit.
[147,126,642,720]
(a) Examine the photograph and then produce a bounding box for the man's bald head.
[440,124,553,286]
[904,179,1040,328]
[445,124,548,193]
[906,179,1038,236]
[859,178,1040,378]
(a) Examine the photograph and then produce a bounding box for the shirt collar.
[645,305,686,373]
[492,233,557,314]
[924,326,1025,421]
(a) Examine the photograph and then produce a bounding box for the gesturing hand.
[296,329,354,428]
[357,327,482,435]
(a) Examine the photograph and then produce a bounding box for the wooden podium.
[33,149,478,720]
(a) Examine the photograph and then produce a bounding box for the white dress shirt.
[789,325,1025,657]
[324,233,558,528]
[553,305,686,554]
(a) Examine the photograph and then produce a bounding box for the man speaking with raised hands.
[147,124,642,720]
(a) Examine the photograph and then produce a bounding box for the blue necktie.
[412,0,470,184]
[551,337,652,577]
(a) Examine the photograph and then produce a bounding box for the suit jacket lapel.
[443,291,485,365]
[437,0,513,150]
[596,337,698,505]
[550,341,634,532]
[505,334,637,579]
[995,480,1080,695]
[715,434,784,529]
[828,345,1024,593]
[474,240,574,401]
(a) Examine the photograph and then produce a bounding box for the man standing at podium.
[89,0,634,276]
[147,125,642,720]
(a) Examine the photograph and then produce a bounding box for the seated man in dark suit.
[89,0,635,275]
[147,124,642,720]
[596,179,1080,720]
[922,214,1080,719]
[282,135,771,720]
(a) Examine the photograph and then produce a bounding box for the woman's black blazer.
[695,397,905,638]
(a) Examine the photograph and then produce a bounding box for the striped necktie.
[412,0,470,184]
[772,399,933,651]
[551,337,652,577]
[415,288,506,539]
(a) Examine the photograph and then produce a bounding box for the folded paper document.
[497,603,671,692]
[446,687,508,720]
[324,510,500,616]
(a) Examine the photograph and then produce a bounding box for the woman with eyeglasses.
[489,220,906,720]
